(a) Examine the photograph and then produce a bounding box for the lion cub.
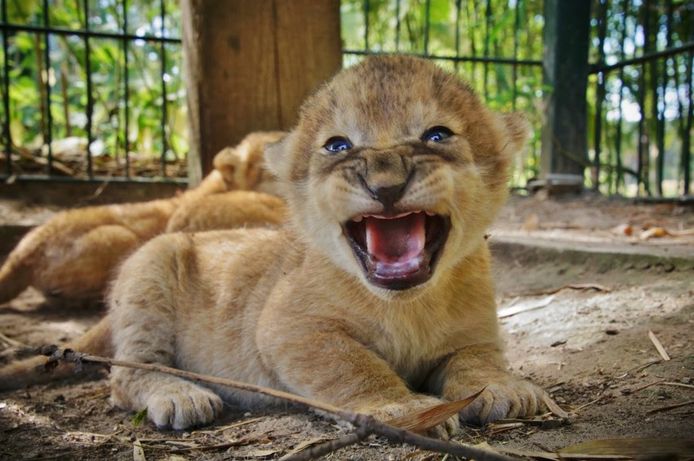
[0,132,285,306]
[108,56,548,434]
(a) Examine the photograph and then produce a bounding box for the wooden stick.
[646,400,694,414]
[38,345,518,461]
[647,330,671,361]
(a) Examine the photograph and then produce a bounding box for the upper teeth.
[351,211,432,222]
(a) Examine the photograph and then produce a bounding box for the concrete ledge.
[489,235,694,272]
[0,179,186,206]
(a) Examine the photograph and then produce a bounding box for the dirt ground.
[0,194,693,460]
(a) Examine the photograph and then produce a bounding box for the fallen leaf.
[542,394,569,419]
[610,223,633,236]
[386,388,485,433]
[498,295,555,318]
[639,227,670,240]
[279,437,331,461]
[559,438,694,457]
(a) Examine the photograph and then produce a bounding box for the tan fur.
[102,56,548,433]
[166,191,285,233]
[1,57,548,435]
[0,131,285,306]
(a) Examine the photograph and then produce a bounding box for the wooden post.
[181,0,342,185]
[537,0,591,194]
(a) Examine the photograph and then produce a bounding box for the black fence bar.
[83,0,93,179]
[613,0,629,193]
[123,0,130,178]
[1,0,10,177]
[512,0,520,111]
[454,0,461,72]
[394,0,400,51]
[590,42,694,74]
[160,0,168,177]
[363,0,369,50]
[42,0,53,175]
[423,0,430,55]
[342,49,543,66]
[685,50,693,195]
[592,0,607,191]
[483,0,491,98]
[0,23,180,44]
[12,173,187,184]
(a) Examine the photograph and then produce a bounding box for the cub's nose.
[358,151,414,211]
[366,182,408,210]
[358,172,413,211]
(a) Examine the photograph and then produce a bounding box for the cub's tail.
[0,316,112,391]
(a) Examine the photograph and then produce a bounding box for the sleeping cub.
[0,131,284,306]
[108,56,549,435]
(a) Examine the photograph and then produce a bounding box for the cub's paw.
[145,380,223,430]
[449,378,548,425]
[359,395,460,439]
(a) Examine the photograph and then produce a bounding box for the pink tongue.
[365,213,426,263]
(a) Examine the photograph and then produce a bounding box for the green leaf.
[131,408,148,427]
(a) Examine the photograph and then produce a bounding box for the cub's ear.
[263,133,293,181]
[498,112,532,158]
[213,147,242,188]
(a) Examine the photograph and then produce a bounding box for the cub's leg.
[109,235,222,430]
[429,344,549,425]
[38,224,140,302]
[257,320,459,437]
[0,315,112,390]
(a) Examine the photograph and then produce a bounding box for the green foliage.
[4,0,689,194]
[131,408,147,427]
[1,0,186,178]
[340,0,546,186]
[587,0,693,197]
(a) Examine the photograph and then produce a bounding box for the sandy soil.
[0,196,693,460]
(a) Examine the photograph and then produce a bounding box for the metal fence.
[342,0,693,198]
[2,1,692,198]
[589,0,693,198]
[341,0,546,188]
[0,0,185,183]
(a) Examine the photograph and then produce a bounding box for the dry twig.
[37,345,517,461]
[646,400,694,415]
[647,330,671,361]
[0,332,24,348]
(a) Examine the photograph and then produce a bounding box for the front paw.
[144,380,223,430]
[358,395,460,439]
[447,377,548,425]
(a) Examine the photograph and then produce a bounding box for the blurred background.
[0,0,691,198]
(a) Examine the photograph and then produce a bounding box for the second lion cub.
[108,56,550,435]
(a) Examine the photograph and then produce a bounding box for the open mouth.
[343,211,451,290]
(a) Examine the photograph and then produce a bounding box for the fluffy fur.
[0,131,285,306]
[105,56,548,434]
[1,57,549,436]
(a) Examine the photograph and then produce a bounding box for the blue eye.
[421,126,453,143]
[323,136,352,154]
